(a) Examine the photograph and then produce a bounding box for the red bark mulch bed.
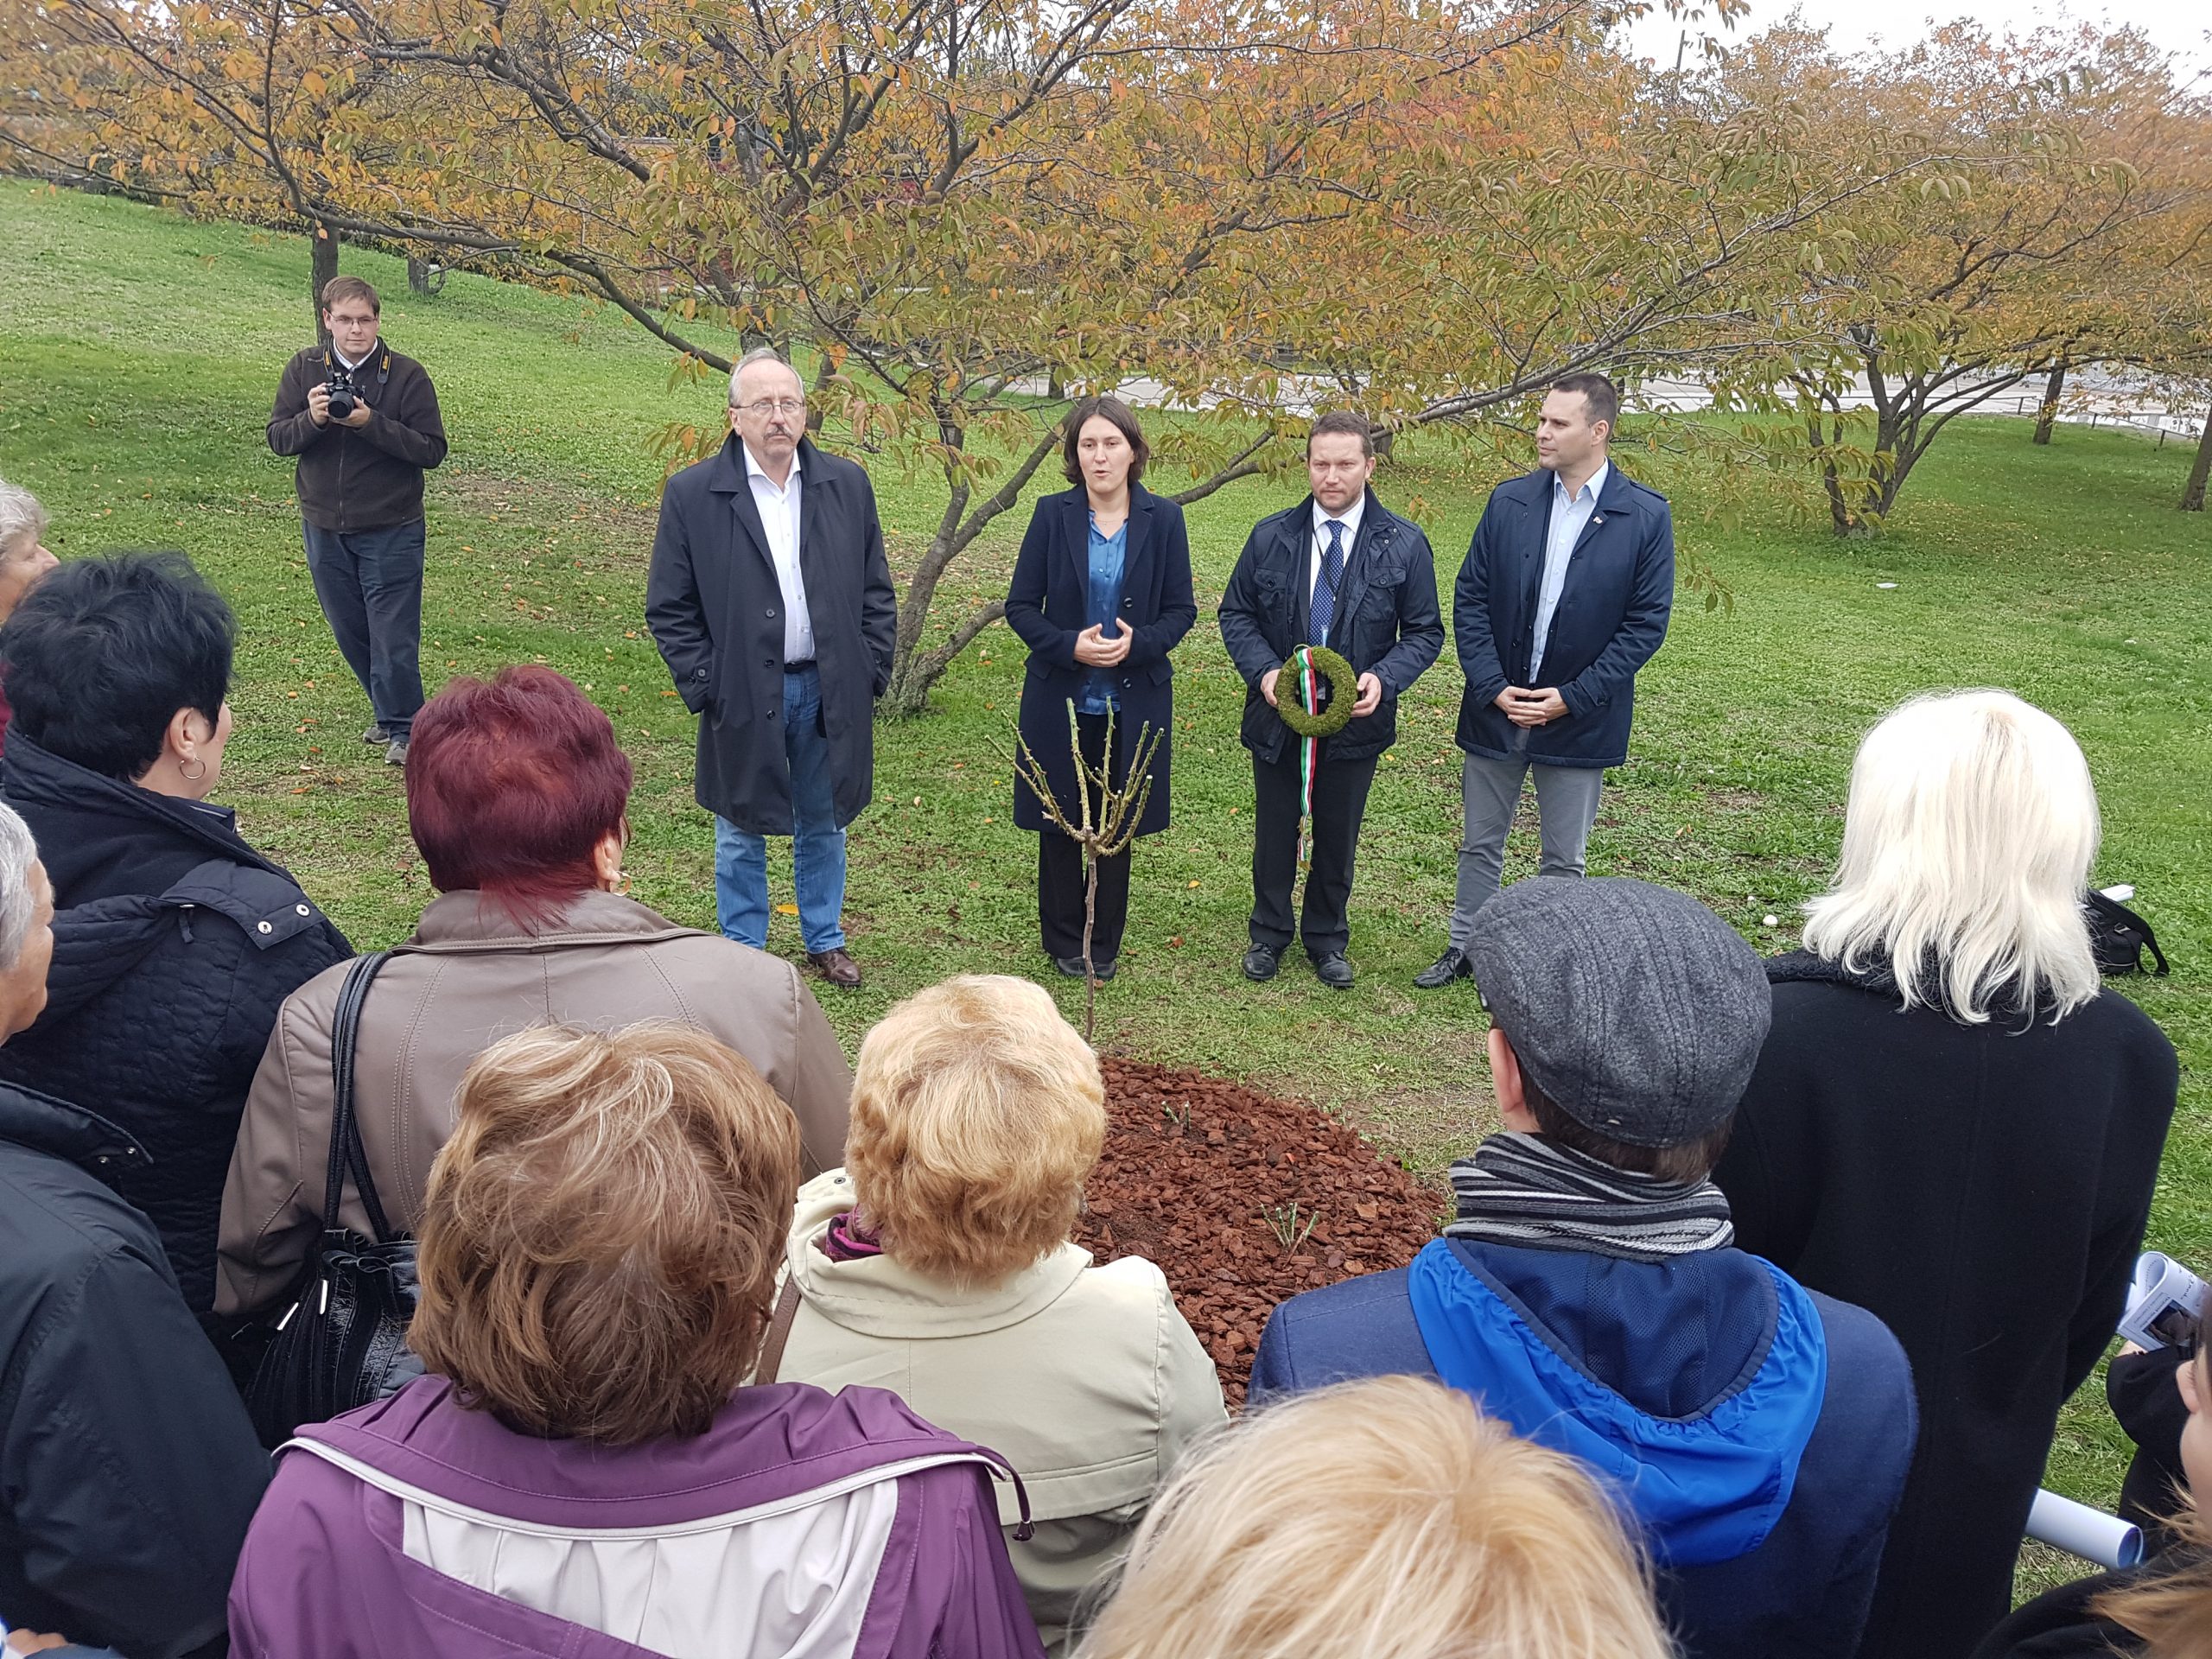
[1072,1058,1448,1407]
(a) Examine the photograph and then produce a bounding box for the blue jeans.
[302,518,427,741]
[715,666,848,955]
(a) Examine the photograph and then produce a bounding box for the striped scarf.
[1443,1133,1734,1262]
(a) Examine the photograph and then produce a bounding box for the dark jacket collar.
[705,435,836,571]
[1,730,283,903]
[1058,484,1156,584]
[705,433,833,494]
[0,1075,149,1179]
[1503,462,1639,513]
[1268,488,1404,623]
[1765,947,2050,1023]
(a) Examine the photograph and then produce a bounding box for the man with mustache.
[648,349,897,988]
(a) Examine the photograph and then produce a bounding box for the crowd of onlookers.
[0,475,2200,1659]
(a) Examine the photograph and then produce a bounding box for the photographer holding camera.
[268,276,447,766]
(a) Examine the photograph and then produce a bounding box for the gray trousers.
[1446,734,1605,950]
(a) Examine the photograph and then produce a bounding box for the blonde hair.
[848,974,1105,1285]
[411,1023,800,1446]
[1077,1376,1673,1659]
[1802,690,2101,1024]
[2094,1344,2212,1657]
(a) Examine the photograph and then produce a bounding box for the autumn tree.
[3,0,1944,696]
[1718,25,2212,535]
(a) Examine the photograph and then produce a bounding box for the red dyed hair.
[406,667,633,929]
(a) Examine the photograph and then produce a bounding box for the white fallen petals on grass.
[1876,582,1898,589]
[1764,914,1780,927]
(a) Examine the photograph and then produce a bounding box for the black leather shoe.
[1311,951,1355,989]
[1242,944,1283,982]
[1055,955,1116,981]
[1414,945,1474,989]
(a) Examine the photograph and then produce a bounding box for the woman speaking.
[1005,397,1195,979]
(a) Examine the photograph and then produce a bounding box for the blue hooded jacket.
[1250,1237,1916,1659]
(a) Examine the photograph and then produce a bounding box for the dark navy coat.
[1453,465,1674,768]
[1249,1239,1916,1659]
[1217,492,1443,767]
[646,435,899,835]
[1005,486,1196,838]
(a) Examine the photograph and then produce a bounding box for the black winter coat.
[646,435,898,836]
[1714,954,2178,1659]
[1217,492,1443,767]
[1006,486,1196,837]
[1453,465,1673,769]
[1965,1552,2190,1659]
[2110,1345,2191,1553]
[0,734,352,1313]
[0,1077,270,1658]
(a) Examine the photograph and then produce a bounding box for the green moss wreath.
[1274,645,1357,739]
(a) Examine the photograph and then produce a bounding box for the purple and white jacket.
[227,1375,1049,1659]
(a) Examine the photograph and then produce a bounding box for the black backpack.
[2086,890,2169,978]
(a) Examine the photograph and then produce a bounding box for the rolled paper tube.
[2026,1489,2144,1570]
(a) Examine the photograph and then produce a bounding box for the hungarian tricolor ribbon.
[1294,645,1321,869]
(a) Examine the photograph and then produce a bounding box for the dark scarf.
[1444,1132,1735,1262]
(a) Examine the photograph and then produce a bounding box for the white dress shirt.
[1530,461,1608,683]
[743,442,814,664]
[1306,495,1366,639]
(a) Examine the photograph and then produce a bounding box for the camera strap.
[321,343,392,387]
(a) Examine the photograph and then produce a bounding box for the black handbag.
[245,950,423,1446]
[2086,889,2169,978]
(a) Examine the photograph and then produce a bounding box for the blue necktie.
[1310,519,1345,645]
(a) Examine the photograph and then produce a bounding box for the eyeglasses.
[732,397,806,416]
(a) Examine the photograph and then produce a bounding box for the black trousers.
[1249,745,1378,957]
[1037,710,1135,963]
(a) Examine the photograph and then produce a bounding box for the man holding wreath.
[1218,411,1443,988]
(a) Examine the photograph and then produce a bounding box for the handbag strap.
[754,1277,803,1384]
[2133,910,2171,976]
[2089,891,2171,977]
[321,950,396,1241]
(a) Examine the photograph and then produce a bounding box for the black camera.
[325,368,359,422]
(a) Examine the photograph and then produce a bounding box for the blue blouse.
[1079,510,1128,715]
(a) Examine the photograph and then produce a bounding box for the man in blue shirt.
[1251,878,1917,1659]
[1415,372,1673,990]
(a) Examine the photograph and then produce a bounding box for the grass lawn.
[2,181,2207,1577]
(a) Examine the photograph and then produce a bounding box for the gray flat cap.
[1466,878,1772,1149]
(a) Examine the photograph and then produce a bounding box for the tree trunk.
[2033,363,2065,445]
[310,221,339,340]
[2182,413,2212,512]
[406,256,444,297]
[806,349,835,435]
[1821,461,1855,535]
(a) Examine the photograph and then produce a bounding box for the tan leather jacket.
[216,889,851,1319]
[771,1169,1226,1652]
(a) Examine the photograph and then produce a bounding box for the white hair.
[0,476,48,561]
[1802,690,2102,1025]
[0,803,41,974]
[728,346,798,407]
